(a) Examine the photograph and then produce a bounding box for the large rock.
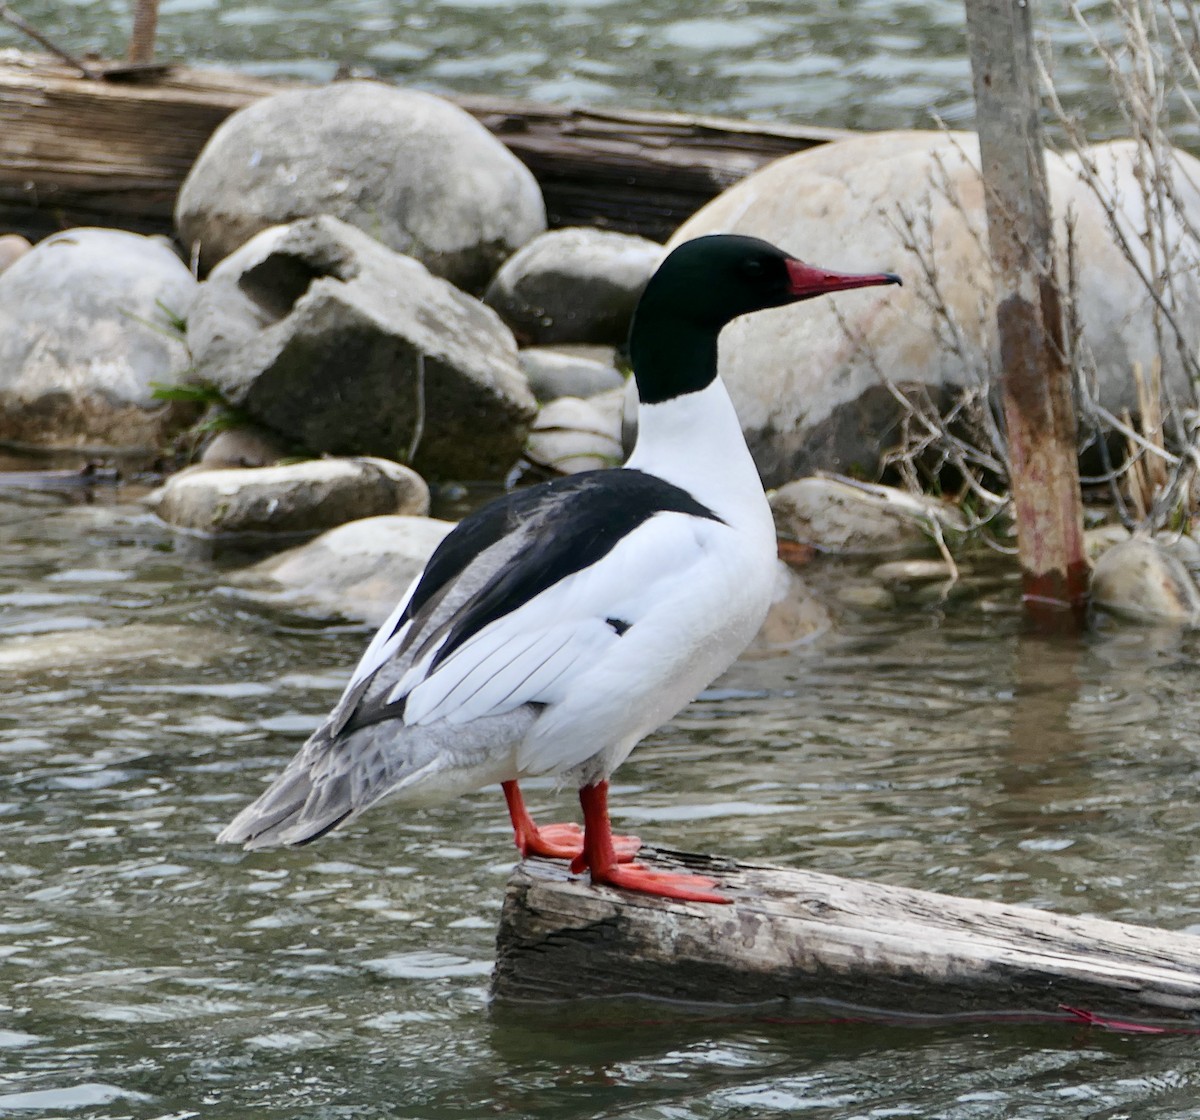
[176,80,546,290]
[186,216,537,481]
[483,228,662,344]
[147,457,430,535]
[770,476,965,556]
[671,131,1200,485]
[0,229,197,449]
[237,514,455,623]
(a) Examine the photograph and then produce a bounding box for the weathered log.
[0,50,849,243]
[493,848,1200,1024]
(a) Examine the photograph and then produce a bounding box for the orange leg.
[569,780,731,904]
[502,780,641,862]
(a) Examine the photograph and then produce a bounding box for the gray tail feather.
[216,762,356,850]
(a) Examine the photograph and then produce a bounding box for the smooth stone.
[186,216,535,481]
[484,227,662,344]
[238,514,455,624]
[671,130,1200,484]
[146,457,430,535]
[0,233,31,275]
[835,583,897,611]
[176,80,546,290]
[872,558,957,586]
[199,426,290,469]
[525,394,624,474]
[518,347,625,402]
[0,228,198,449]
[771,476,964,556]
[1091,537,1200,624]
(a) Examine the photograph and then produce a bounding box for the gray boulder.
[0,228,197,449]
[484,228,662,345]
[186,216,537,481]
[517,347,625,402]
[176,80,546,291]
[770,476,965,556]
[671,130,1200,485]
[237,514,455,624]
[147,456,430,535]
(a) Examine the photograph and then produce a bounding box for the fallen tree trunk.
[0,51,848,242]
[493,848,1200,1024]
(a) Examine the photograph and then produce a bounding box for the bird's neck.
[625,375,772,540]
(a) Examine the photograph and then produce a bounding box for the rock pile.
[0,81,1196,630]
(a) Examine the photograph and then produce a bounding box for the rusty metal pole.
[964,0,1089,629]
[127,0,159,64]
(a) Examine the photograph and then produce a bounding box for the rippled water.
[4,483,1200,1116]
[0,0,1184,144]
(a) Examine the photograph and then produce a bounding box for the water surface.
[0,0,1189,145]
[3,485,1200,1116]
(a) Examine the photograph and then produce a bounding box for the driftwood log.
[0,50,848,242]
[494,848,1200,1025]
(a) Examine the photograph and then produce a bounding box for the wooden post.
[964,0,1089,628]
[127,0,160,65]
[494,850,1200,1023]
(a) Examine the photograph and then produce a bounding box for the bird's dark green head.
[629,234,901,405]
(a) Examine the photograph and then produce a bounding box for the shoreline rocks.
[0,229,198,451]
[186,216,537,481]
[671,130,1200,485]
[236,514,456,623]
[484,228,662,345]
[176,80,547,290]
[146,456,430,536]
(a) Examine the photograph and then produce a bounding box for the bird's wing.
[333,469,723,733]
[395,507,721,728]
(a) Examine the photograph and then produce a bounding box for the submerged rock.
[176,80,546,290]
[0,623,214,673]
[770,476,964,556]
[1091,537,1200,624]
[147,457,430,535]
[748,562,832,651]
[484,227,662,344]
[186,216,536,481]
[871,558,957,586]
[237,514,455,624]
[0,228,197,450]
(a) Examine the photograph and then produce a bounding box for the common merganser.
[218,235,900,903]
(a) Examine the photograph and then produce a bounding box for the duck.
[218,234,900,903]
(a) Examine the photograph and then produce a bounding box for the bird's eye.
[741,258,765,278]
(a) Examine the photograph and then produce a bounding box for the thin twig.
[0,4,99,77]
